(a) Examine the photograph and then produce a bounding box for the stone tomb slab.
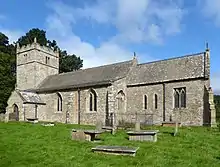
[127,130,159,142]
[72,129,104,142]
[92,145,139,157]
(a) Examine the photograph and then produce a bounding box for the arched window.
[57,93,62,111]
[144,95,147,109]
[174,87,186,108]
[155,94,158,109]
[180,89,186,108]
[116,90,125,111]
[89,89,97,111]
[174,90,179,108]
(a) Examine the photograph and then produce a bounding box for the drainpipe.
[163,83,166,122]
[35,104,38,119]
[77,88,81,125]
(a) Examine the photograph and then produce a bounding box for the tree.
[59,51,83,73]
[0,32,16,113]
[17,28,48,47]
[17,28,83,72]
[0,52,16,113]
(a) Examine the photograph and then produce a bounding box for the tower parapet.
[16,38,59,58]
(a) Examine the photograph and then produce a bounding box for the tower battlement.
[16,37,59,58]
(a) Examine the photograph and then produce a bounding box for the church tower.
[16,38,59,90]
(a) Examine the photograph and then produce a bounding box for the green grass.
[0,122,220,167]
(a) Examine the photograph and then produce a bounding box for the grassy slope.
[0,122,220,167]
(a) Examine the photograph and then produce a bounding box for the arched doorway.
[13,104,19,121]
[9,104,19,121]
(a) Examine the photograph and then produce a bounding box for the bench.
[72,129,104,142]
[26,118,38,124]
[92,145,139,157]
[127,130,159,142]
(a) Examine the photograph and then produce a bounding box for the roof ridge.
[56,59,133,76]
[138,51,205,66]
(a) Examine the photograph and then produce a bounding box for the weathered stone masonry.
[6,39,216,126]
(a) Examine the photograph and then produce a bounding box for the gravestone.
[135,121,140,131]
[96,121,103,131]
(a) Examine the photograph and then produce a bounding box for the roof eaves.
[36,80,112,93]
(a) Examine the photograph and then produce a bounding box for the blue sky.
[0,0,220,93]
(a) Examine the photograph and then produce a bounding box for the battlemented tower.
[16,38,59,90]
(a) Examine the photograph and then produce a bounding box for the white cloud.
[0,28,23,44]
[49,0,185,44]
[45,0,185,68]
[46,14,155,68]
[200,0,220,26]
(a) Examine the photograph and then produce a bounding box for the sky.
[0,0,220,94]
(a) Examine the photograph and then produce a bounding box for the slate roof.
[35,60,134,92]
[17,90,46,105]
[127,52,206,86]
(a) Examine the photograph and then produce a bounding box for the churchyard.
[1,122,220,167]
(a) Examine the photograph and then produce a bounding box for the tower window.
[143,95,147,109]
[155,94,158,109]
[45,56,50,64]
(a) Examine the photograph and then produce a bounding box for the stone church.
[5,38,216,126]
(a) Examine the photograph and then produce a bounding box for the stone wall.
[38,91,75,123]
[127,84,163,125]
[78,86,108,125]
[35,78,128,126]
[126,79,209,126]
